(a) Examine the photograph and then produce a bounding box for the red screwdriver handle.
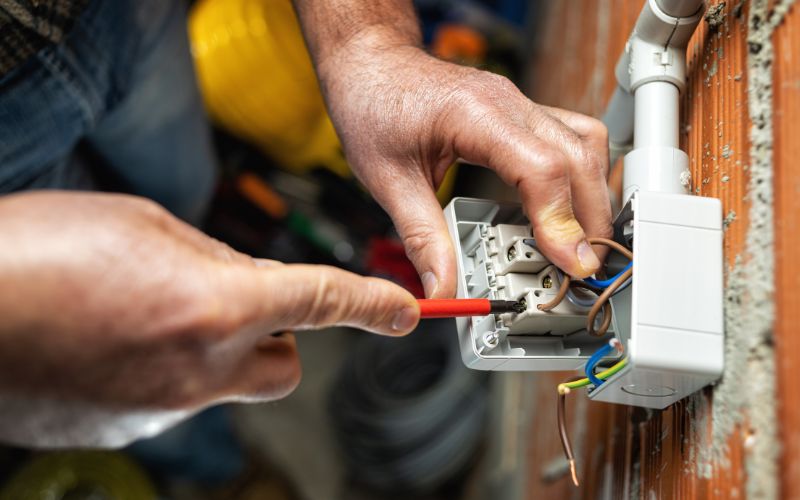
[417,298,492,318]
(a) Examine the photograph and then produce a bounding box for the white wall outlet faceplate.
[443,191,724,409]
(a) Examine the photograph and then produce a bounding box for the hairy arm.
[292,0,421,66]
[292,0,612,299]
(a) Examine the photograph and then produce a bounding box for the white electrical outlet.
[443,191,724,409]
[443,197,616,372]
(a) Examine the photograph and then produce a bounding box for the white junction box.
[443,192,724,409]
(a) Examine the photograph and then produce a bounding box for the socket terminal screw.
[507,246,517,261]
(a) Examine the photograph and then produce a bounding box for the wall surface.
[521,1,799,498]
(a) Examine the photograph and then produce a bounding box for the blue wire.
[583,262,633,289]
[585,342,615,387]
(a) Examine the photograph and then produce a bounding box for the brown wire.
[538,273,570,312]
[587,267,632,336]
[587,237,633,260]
[597,301,613,336]
[568,281,613,337]
[557,375,583,487]
[583,238,631,336]
[554,238,632,488]
[538,238,631,313]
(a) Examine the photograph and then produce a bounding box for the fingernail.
[392,306,419,333]
[577,240,600,273]
[421,271,438,298]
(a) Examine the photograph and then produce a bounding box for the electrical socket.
[443,198,614,372]
[443,192,724,409]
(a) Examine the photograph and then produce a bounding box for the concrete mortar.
[692,1,796,498]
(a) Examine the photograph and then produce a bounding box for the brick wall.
[521,1,799,497]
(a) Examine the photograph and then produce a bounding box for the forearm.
[291,0,422,71]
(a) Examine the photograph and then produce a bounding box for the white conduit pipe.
[601,0,704,204]
[634,81,679,150]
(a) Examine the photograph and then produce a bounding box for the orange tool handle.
[417,299,492,318]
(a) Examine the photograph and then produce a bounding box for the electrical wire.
[565,278,631,312]
[601,302,614,335]
[556,357,628,487]
[594,301,613,337]
[586,266,632,336]
[536,237,632,312]
[558,358,629,393]
[583,262,632,289]
[562,279,612,336]
[513,238,636,487]
[588,237,633,260]
[584,339,622,386]
[612,276,632,295]
[557,375,583,487]
[510,237,636,487]
[535,238,629,341]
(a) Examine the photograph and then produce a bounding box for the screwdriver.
[417,298,526,318]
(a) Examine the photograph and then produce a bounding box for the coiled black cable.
[329,320,488,494]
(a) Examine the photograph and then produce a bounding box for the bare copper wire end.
[569,459,579,487]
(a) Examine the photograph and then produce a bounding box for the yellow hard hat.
[189,0,349,176]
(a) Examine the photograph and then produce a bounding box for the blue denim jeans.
[0,0,217,223]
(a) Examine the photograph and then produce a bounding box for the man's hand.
[292,1,612,298]
[0,191,419,446]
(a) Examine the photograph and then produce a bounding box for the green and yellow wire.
[557,357,628,394]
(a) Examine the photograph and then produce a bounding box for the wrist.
[315,26,424,84]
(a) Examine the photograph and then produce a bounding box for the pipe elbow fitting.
[622,0,705,93]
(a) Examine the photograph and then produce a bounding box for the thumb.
[242,264,421,336]
[454,123,600,278]
[370,172,458,299]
